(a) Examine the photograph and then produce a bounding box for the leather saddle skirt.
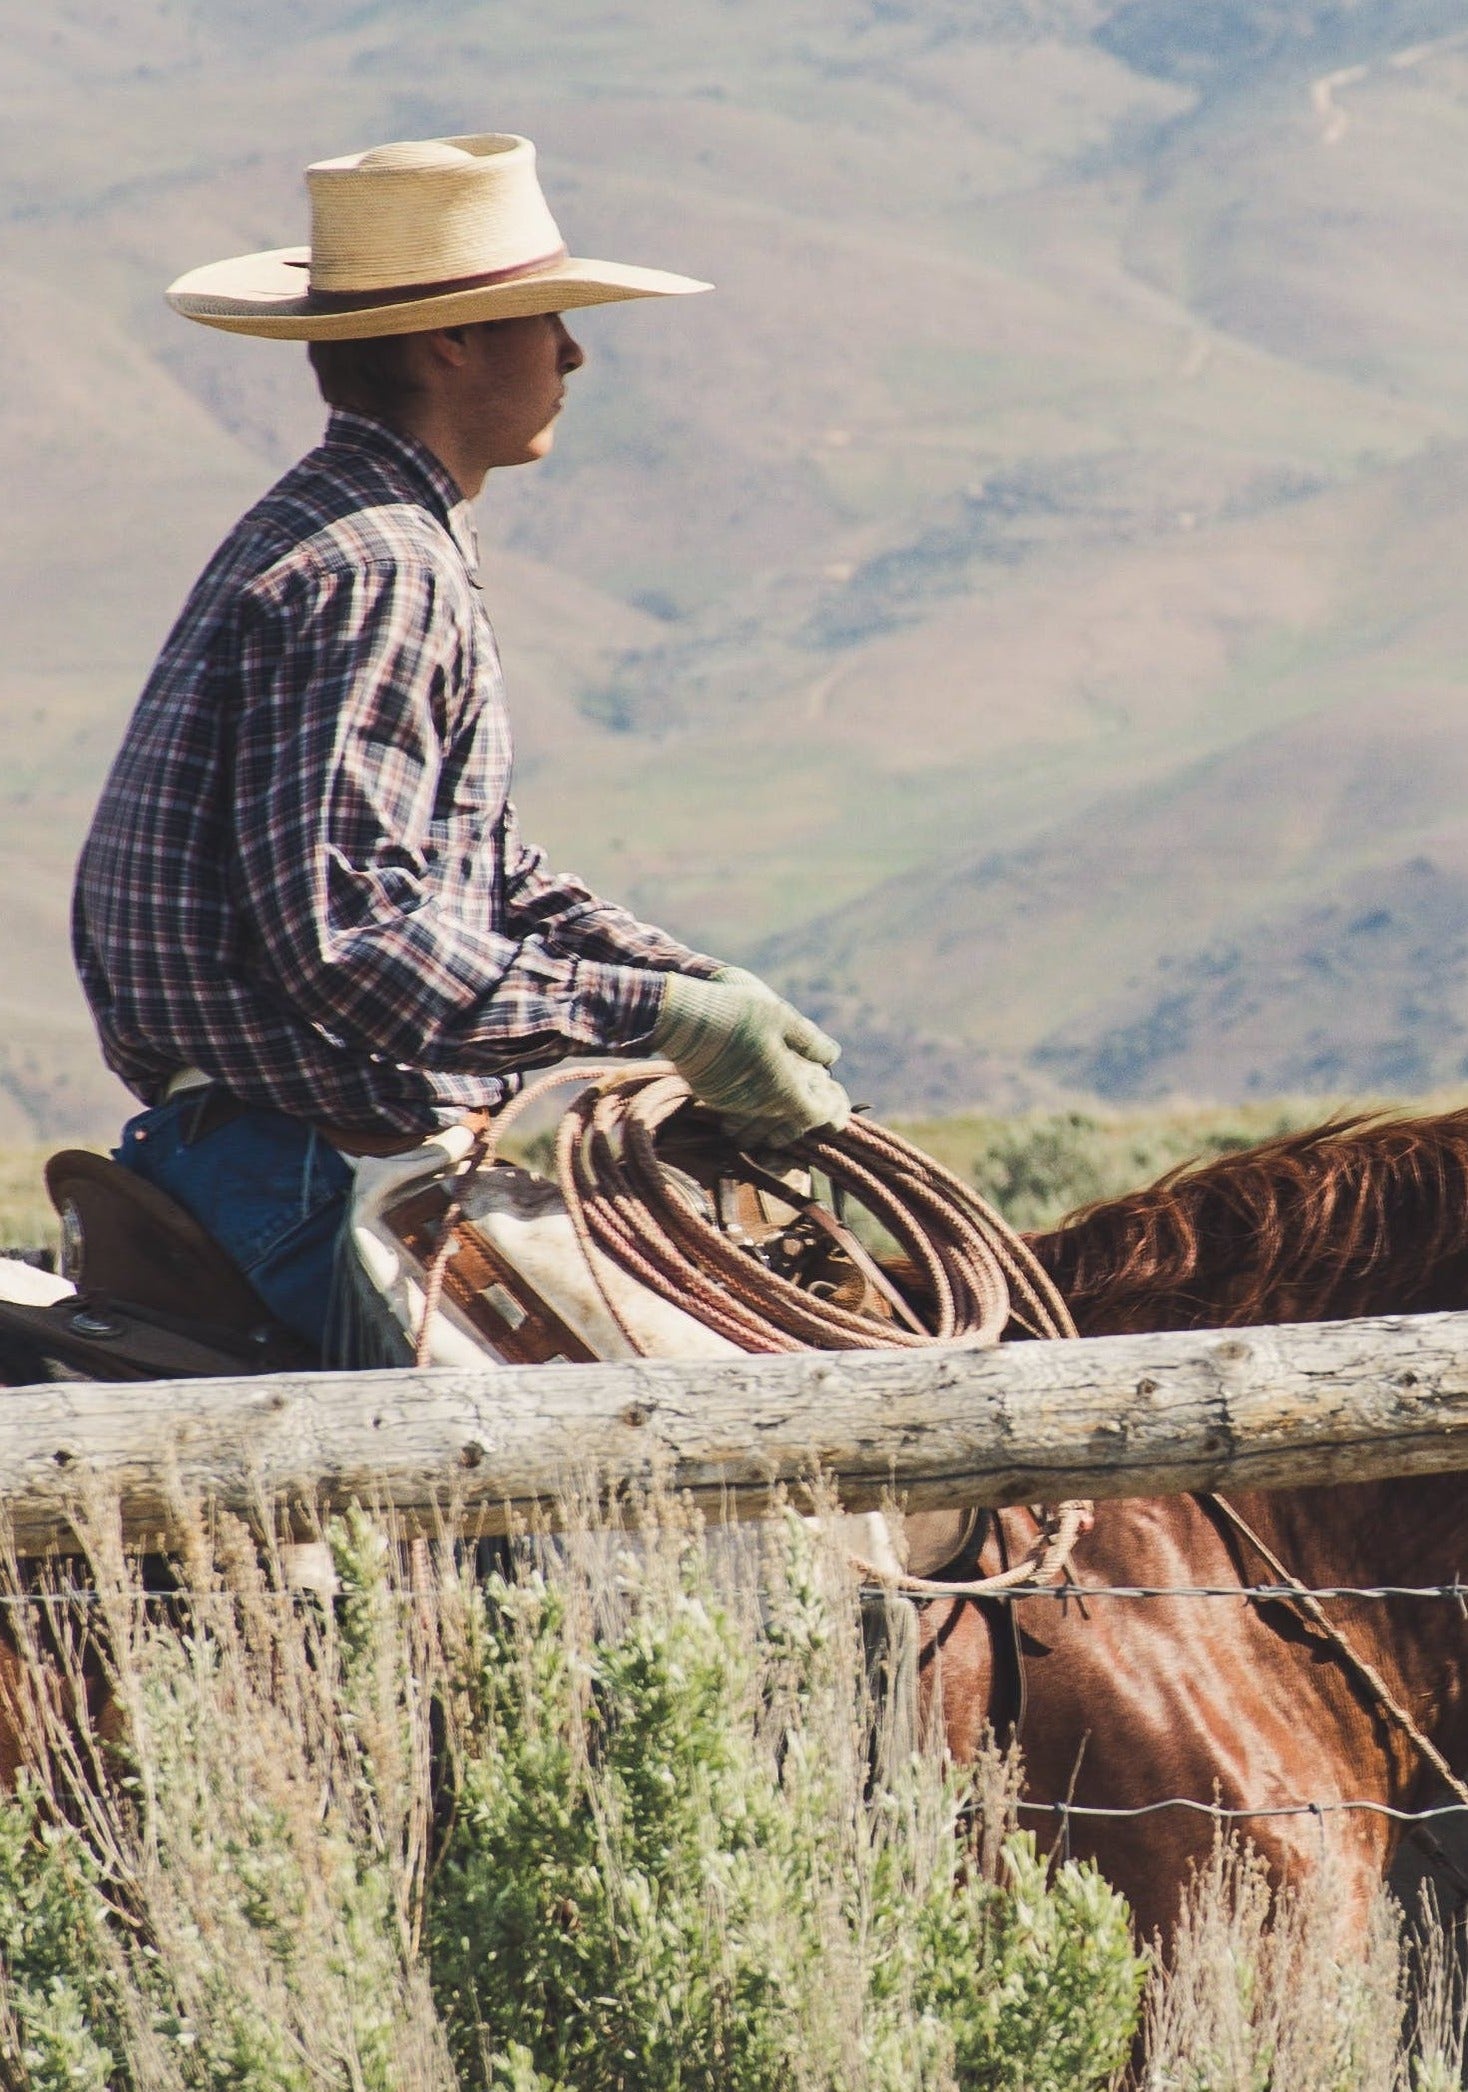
[0,1152,312,1382]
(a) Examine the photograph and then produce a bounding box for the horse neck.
[1243,1475,1465,1588]
[1022,1113,1468,1764]
[1026,1110,1468,1338]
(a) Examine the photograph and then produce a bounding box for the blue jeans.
[114,1095,354,1352]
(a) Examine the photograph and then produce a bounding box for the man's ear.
[416,325,471,371]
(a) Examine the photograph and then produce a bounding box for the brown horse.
[917,1110,1468,1945]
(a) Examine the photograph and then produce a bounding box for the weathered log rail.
[3,1309,1468,1551]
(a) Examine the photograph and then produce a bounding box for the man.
[73,132,848,1353]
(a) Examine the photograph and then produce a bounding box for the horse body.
[919,1111,1468,1942]
[923,1479,1468,1941]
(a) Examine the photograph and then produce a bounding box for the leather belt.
[177,1084,250,1147]
[164,1066,213,1101]
[318,1114,494,1158]
[161,1071,491,1158]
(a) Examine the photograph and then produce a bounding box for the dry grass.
[1139,1839,1468,2091]
[0,1489,1461,2085]
[0,1148,62,1258]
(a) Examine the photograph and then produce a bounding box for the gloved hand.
[712,967,846,1059]
[710,963,785,1004]
[651,973,851,1147]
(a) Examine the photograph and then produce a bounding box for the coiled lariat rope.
[423,1062,1089,1596]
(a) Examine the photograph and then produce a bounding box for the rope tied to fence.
[416,1063,1090,1599]
[848,1499,1095,1599]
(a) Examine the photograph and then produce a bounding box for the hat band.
[305,244,569,310]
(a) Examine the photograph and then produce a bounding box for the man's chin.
[486,424,558,473]
[508,427,557,468]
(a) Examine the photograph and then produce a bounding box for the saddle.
[0,1151,313,1382]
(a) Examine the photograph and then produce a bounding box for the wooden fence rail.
[3,1309,1468,1551]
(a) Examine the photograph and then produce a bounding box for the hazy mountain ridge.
[1039,852,1468,1098]
[2,0,1466,1135]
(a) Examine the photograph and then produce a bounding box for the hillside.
[767,438,1468,1105]
[3,0,1467,1133]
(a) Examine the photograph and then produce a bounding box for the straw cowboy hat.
[167,133,711,340]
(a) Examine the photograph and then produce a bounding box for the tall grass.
[0,1493,1144,2092]
[1140,1839,1468,2091]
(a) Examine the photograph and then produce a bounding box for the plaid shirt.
[74,409,717,1133]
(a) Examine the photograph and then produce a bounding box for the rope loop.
[529,1063,1079,1355]
[851,1500,1095,1601]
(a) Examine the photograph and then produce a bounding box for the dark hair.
[306,333,425,421]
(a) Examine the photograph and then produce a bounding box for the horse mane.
[1023,1109,1468,1335]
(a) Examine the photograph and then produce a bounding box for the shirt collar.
[321,408,481,578]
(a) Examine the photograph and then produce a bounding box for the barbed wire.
[971,1580,1468,1604]
[1015,1797,1468,1825]
[1014,1795,1468,1884]
[5,1576,1468,1608]
[906,1568,1468,1842]
[5,1581,1468,1845]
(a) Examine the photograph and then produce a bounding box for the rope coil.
[467,1062,1077,1354]
[545,1064,1077,1355]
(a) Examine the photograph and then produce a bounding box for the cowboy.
[72,133,849,1355]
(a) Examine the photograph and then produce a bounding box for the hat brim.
[166,245,712,338]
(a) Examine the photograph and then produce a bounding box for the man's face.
[455,313,585,470]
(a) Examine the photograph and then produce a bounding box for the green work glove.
[710,963,781,1001]
[711,966,837,1062]
[651,974,851,1147]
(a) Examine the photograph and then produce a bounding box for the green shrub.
[0,1777,121,2092]
[2,1502,1467,2089]
[426,1510,1144,2090]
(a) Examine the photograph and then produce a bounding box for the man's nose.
[555,318,585,373]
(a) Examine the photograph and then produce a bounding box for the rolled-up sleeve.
[230,557,669,1074]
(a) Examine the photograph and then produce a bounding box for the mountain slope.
[4,0,1468,1133]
